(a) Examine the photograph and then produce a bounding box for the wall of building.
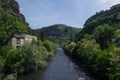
[11,38,24,49]
[9,34,37,49]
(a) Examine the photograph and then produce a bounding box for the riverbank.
[63,41,120,80]
[18,51,56,80]
[0,40,57,80]
[64,51,101,80]
[18,48,94,80]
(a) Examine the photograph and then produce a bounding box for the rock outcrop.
[0,0,25,20]
[85,4,120,26]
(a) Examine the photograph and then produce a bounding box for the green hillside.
[0,0,31,46]
[83,4,120,34]
[0,1,56,80]
[36,24,81,43]
[64,4,120,80]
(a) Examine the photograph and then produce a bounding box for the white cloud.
[97,0,120,9]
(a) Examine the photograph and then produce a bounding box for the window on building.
[32,38,35,41]
[16,38,20,44]
[16,46,20,49]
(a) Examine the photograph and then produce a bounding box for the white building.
[8,34,37,49]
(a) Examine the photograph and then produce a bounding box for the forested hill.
[36,24,81,43]
[85,4,120,26]
[83,4,120,34]
[64,4,120,80]
[0,0,31,46]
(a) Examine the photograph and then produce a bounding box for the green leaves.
[0,40,56,80]
[0,8,30,46]
[94,24,114,49]
[64,36,120,80]
[19,40,56,71]
[108,47,120,80]
[66,4,120,80]
[42,40,56,53]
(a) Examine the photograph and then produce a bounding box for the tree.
[94,24,114,49]
[40,31,45,41]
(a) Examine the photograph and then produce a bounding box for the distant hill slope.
[83,4,120,34]
[36,24,81,43]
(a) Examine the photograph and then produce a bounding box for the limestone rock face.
[0,0,25,20]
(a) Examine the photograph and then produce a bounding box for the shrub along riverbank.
[63,26,120,80]
[0,40,56,80]
[64,5,120,80]
[64,39,120,80]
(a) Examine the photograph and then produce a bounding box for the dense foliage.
[0,1,56,80]
[35,24,81,43]
[0,8,30,46]
[84,4,120,34]
[64,38,120,80]
[82,13,120,34]
[0,40,56,80]
[64,4,120,80]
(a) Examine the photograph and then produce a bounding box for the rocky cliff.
[0,0,31,46]
[84,4,120,26]
[0,0,25,20]
[82,4,120,34]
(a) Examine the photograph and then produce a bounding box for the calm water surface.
[18,48,94,80]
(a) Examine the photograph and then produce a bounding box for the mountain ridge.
[84,4,120,26]
[82,4,120,34]
[36,24,81,43]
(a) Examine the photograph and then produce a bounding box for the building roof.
[13,34,37,39]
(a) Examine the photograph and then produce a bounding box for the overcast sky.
[17,0,120,29]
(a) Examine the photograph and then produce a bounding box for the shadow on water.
[18,48,97,80]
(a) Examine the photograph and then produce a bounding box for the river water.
[18,48,94,80]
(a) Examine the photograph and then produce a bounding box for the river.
[18,48,94,80]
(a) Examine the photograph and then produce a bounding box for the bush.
[42,40,56,53]
[63,42,76,55]
[0,46,21,74]
[94,24,114,49]
[0,56,5,79]
[108,47,120,80]
[19,40,56,72]
[20,43,48,71]
[93,49,110,78]
[3,73,17,80]
[0,40,56,80]
[76,39,101,64]
[64,38,120,80]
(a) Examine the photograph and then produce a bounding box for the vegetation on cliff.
[64,4,120,80]
[0,0,56,80]
[0,8,31,46]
